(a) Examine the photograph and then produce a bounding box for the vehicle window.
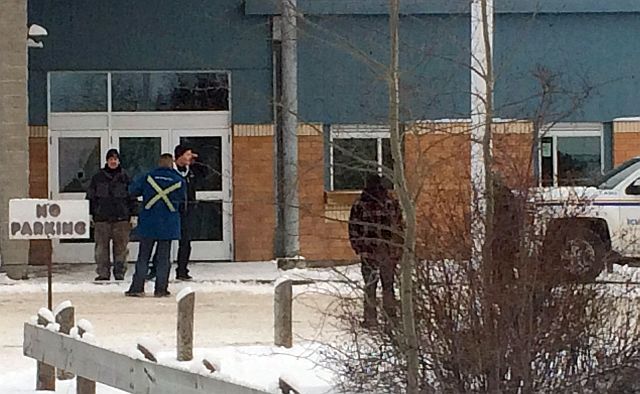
[599,158,640,189]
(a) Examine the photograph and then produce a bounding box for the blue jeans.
[129,238,171,294]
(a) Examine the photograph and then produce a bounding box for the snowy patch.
[176,286,194,302]
[597,264,640,283]
[77,318,94,334]
[69,326,80,339]
[199,355,222,374]
[53,300,73,316]
[45,322,60,332]
[0,280,276,295]
[28,315,38,325]
[180,344,335,393]
[136,336,163,360]
[274,276,291,288]
[0,273,18,285]
[613,116,640,121]
[37,307,54,324]
[82,333,97,344]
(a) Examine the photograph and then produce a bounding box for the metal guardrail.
[23,323,270,394]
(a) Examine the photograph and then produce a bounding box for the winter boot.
[362,295,378,328]
[382,292,398,319]
[113,262,126,281]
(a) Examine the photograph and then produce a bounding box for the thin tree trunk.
[478,0,500,390]
[388,0,419,391]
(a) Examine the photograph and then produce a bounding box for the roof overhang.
[245,0,640,16]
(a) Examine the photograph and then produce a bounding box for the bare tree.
[273,3,640,393]
[388,0,419,391]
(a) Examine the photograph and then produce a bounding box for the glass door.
[50,130,108,263]
[172,129,232,260]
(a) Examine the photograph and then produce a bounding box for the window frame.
[329,124,390,191]
[48,70,231,115]
[538,122,604,187]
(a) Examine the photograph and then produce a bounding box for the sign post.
[9,199,90,309]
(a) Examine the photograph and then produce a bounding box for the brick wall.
[230,121,533,262]
[28,127,52,265]
[404,121,533,258]
[232,125,276,261]
[231,123,356,262]
[29,121,535,263]
[298,125,355,261]
[613,121,640,166]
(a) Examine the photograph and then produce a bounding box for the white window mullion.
[107,72,113,145]
[329,133,335,191]
[552,135,559,186]
[377,137,383,176]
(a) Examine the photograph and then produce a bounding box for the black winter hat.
[174,144,193,159]
[106,148,120,160]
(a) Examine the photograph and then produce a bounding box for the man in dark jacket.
[87,149,135,281]
[348,174,404,327]
[126,154,186,297]
[172,144,207,280]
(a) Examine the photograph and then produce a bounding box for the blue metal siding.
[245,0,640,16]
[298,14,469,123]
[28,0,273,124]
[494,13,640,122]
[27,1,640,125]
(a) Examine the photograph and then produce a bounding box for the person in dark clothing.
[348,174,404,327]
[173,144,197,280]
[86,149,136,281]
[147,144,208,281]
[126,154,186,297]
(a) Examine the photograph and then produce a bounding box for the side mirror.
[626,178,640,195]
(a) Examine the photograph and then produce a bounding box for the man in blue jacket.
[125,154,186,297]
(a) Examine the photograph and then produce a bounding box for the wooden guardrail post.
[55,301,75,380]
[177,287,195,361]
[36,309,56,391]
[76,323,96,394]
[274,279,293,348]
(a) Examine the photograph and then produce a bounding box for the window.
[112,72,229,112]
[330,125,393,190]
[49,71,229,113]
[58,137,101,193]
[540,123,603,187]
[50,72,108,112]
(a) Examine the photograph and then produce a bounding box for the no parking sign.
[9,199,90,240]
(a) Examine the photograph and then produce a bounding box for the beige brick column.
[0,0,30,279]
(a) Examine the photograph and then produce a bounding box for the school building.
[3,1,640,275]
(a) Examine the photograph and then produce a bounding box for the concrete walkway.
[1,261,361,287]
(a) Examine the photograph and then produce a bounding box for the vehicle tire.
[544,227,606,283]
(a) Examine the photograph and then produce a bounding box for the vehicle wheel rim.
[560,239,596,276]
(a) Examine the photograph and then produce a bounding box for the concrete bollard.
[177,288,195,362]
[274,278,293,348]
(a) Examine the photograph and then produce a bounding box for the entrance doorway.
[50,123,232,263]
[48,70,233,263]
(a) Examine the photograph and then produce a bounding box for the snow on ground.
[597,263,640,283]
[0,261,361,295]
[0,262,348,393]
[2,261,639,393]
